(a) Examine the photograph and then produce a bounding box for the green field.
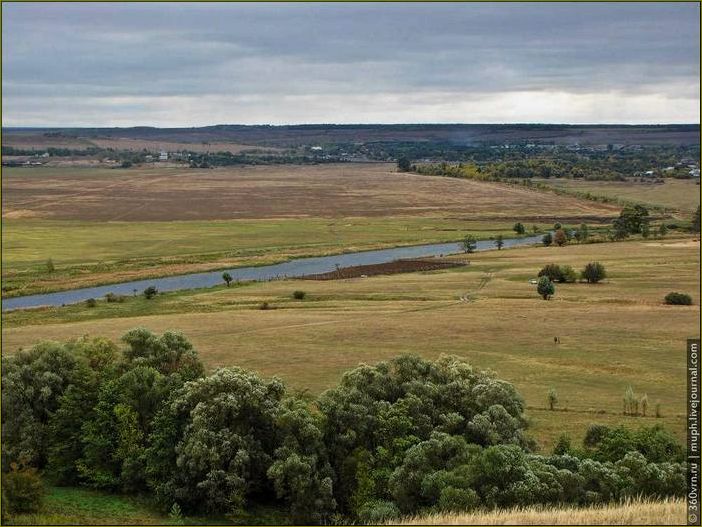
[1,217,542,297]
[534,178,701,213]
[5,237,698,450]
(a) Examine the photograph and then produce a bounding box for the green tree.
[658,223,668,237]
[143,286,158,299]
[222,272,233,287]
[542,233,553,246]
[461,235,477,254]
[538,264,562,282]
[145,367,287,515]
[397,157,411,172]
[581,262,606,283]
[513,222,525,235]
[494,235,504,250]
[641,221,650,239]
[537,276,555,300]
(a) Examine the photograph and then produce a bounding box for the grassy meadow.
[4,237,698,450]
[534,177,701,213]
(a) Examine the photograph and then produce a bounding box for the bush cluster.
[1,333,686,524]
[538,264,577,283]
[664,292,693,305]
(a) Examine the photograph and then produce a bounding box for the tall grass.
[393,497,685,525]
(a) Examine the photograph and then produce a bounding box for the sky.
[2,2,700,126]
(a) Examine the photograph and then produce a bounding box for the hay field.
[535,177,701,213]
[4,238,697,449]
[2,164,621,221]
[396,497,685,525]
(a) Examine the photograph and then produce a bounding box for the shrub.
[553,229,567,246]
[260,301,270,310]
[292,290,306,300]
[45,258,55,273]
[143,286,158,299]
[581,262,606,283]
[541,233,553,246]
[3,463,45,514]
[105,292,125,303]
[537,276,555,300]
[222,272,233,287]
[664,292,692,305]
[513,222,525,235]
[538,264,562,282]
[559,265,577,283]
[85,298,97,308]
[357,500,401,524]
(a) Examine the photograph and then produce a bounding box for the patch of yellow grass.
[395,498,685,525]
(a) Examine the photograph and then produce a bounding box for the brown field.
[396,497,685,525]
[86,137,279,154]
[2,163,621,222]
[300,258,466,280]
[2,132,95,150]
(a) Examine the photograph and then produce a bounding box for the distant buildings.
[159,151,168,161]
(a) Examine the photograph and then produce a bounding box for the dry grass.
[3,238,697,449]
[394,497,686,525]
[2,164,620,221]
[534,177,701,213]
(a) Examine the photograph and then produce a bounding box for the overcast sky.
[2,2,700,126]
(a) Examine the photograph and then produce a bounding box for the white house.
[159,151,168,161]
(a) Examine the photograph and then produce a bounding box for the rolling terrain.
[4,237,698,450]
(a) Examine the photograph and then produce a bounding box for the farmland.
[1,164,620,296]
[4,237,698,450]
[534,177,701,213]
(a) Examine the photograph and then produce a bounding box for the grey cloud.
[2,2,699,125]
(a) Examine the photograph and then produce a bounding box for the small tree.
[292,290,306,300]
[559,265,577,283]
[553,222,562,230]
[222,272,233,287]
[538,263,562,282]
[397,157,411,172]
[553,229,567,246]
[581,262,606,283]
[462,235,477,254]
[547,387,558,411]
[494,235,504,250]
[85,298,97,308]
[46,258,55,273]
[143,286,158,299]
[658,223,668,238]
[537,276,555,300]
[513,222,525,235]
[542,233,553,246]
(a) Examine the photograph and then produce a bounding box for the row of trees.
[2,333,687,523]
